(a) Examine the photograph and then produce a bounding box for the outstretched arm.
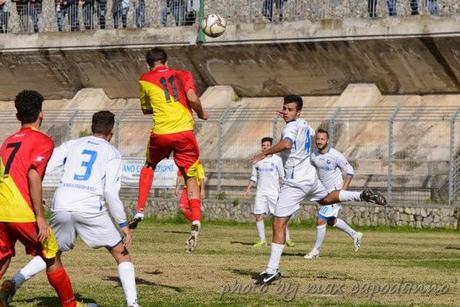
[252,139,291,164]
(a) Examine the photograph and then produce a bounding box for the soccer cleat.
[255,270,281,285]
[185,222,200,253]
[253,240,267,248]
[286,240,296,247]
[304,248,320,259]
[0,280,15,306]
[353,232,363,252]
[360,189,387,206]
[128,218,142,229]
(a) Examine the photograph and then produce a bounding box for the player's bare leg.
[185,175,201,253]
[256,216,288,285]
[319,189,387,206]
[254,214,267,247]
[108,243,138,307]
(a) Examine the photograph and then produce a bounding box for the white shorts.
[254,194,277,215]
[274,176,328,218]
[50,211,123,252]
[317,204,341,220]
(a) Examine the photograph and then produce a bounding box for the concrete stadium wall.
[121,197,460,229]
[1,17,460,100]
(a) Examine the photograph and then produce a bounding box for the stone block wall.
[124,198,460,229]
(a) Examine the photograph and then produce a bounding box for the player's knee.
[316,218,326,225]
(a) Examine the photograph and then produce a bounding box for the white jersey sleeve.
[104,151,127,226]
[336,151,354,177]
[45,140,75,174]
[249,164,258,183]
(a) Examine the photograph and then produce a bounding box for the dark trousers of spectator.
[0,6,8,33]
[83,1,95,29]
[113,2,128,29]
[57,3,79,31]
[135,0,145,28]
[171,0,186,26]
[262,0,285,22]
[16,2,41,33]
[388,0,420,16]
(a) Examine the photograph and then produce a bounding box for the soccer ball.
[201,14,226,38]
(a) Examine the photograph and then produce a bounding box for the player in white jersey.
[305,128,363,259]
[253,95,387,285]
[244,137,295,248]
[7,111,138,307]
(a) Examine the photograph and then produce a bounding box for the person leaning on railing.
[12,0,41,33]
[0,0,9,33]
[368,0,438,17]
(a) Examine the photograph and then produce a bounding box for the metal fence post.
[387,106,400,204]
[217,108,230,194]
[329,107,341,147]
[66,110,79,141]
[272,116,279,142]
[448,107,460,205]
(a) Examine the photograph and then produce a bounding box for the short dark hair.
[261,137,273,145]
[146,48,167,67]
[283,95,303,111]
[91,111,115,135]
[317,128,329,139]
[15,90,44,124]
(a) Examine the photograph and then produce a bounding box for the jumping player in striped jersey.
[305,128,363,259]
[133,48,207,253]
[252,95,387,285]
[244,137,295,248]
[4,111,138,307]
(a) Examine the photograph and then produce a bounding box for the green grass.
[4,221,460,306]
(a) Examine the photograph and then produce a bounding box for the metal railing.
[1,104,459,206]
[0,0,458,34]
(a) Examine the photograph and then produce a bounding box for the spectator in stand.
[113,0,129,29]
[262,0,286,22]
[55,0,79,31]
[29,0,41,32]
[133,0,144,28]
[0,0,9,33]
[369,0,438,17]
[81,0,107,29]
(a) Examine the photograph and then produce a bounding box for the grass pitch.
[6,220,460,306]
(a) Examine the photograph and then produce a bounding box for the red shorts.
[0,222,58,261]
[146,130,200,175]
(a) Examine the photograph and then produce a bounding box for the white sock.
[334,218,357,239]
[339,190,361,202]
[13,256,46,290]
[313,224,326,251]
[285,227,291,241]
[255,220,265,241]
[267,243,285,274]
[118,262,138,307]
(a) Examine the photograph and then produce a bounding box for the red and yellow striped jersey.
[0,127,54,222]
[139,65,196,134]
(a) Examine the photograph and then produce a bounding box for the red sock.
[46,266,76,307]
[137,166,154,212]
[189,198,201,222]
[180,189,193,221]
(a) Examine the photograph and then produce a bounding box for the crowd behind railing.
[0,0,457,34]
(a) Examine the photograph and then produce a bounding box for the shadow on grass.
[15,293,96,306]
[282,252,306,257]
[163,230,189,234]
[105,276,183,292]
[145,270,163,275]
[230,269,261,280]
[230,241,254,246]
